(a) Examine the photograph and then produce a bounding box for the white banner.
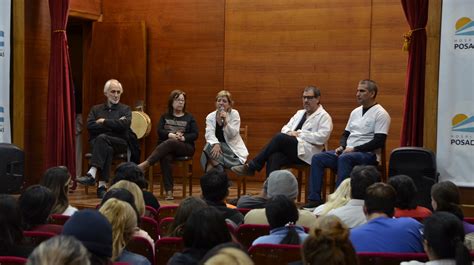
[0,0,11,143]
[437,0,474,187]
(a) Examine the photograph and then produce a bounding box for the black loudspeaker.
[388,147,438,210]
[0,143,25,193]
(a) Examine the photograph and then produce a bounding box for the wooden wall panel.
[69,0,102,20]
[225,0,372,179]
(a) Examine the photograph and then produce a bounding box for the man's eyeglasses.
[302,96,316,100]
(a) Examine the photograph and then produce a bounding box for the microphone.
[218,106,225,124]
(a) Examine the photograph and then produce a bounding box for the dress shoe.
[76,173,96,186]
[165,190,174,200]
[97,186,107,199]
[231,164,255,176]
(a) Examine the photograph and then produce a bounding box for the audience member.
[200,242,254,265]
[401,212,471,265]
[113,162,160,210]
[302,215,358,265]
[138,90,199,200]
[200,170,244,226]
[388,174,432,219]
[326,165,378,228]
[431,180,474,234]
[237,169,298,209]
[0,194,33,258]
[201,90,248,173]
[350,183,423,253]
[168,207,232,265]
[168,196,207,237]
[109,180,146,217]
[62,209,113,265]
[231,86,332,178]
[26,235,90,265]
[312,178,351,216]
[40,166,78,216]
[252,195,308,246]
[18,185,62,234]
[306,79,390,208]
[99,199,150,264]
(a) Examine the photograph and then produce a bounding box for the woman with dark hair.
[168,207,232,265]
[113,162,160,210]
[431,181,474,234]
[18,185,62,234]
[168,196,207,237]
[252,195,308,245]
[137,90,199,200]
[41,166,78,215]
[201,90,248,173]
[302,215,358,265]
[401,212,471,265]
[388,175,431,219]
[0,194,34,257]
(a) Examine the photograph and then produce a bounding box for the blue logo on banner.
[0,106,4,123]
[0,31,4,37]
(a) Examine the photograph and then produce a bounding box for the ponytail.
[454,237,470,265]
[280,224,301,245]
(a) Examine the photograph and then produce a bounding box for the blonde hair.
[27,235,91,265]
[216,90,234,106]
[99,199,137,261]
[110,180,146,216]
[319,178,351,216]
[302,215,357,265]
[204,247,254,265]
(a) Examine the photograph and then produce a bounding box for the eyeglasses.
[174,98,185,102]
[302,96,316,100]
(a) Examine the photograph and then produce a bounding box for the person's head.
[183,207,232,251]
[101,188,140,225]
[167,89,186,115]
[215,90,234,112]
[201,245,254,265]
[26,235,91,265]
[62,209,113,261]
[169,196,208,237]
[109,180,145,217]
[40,166,71,214]
[388,174,418,210]
[113,162,148,190]
[0,194,24,249]
[302,86,321,114]
[364,182,397,218]
[423,212,470,264]
[200,170,231,203]
[350,165,379,200]
[263,170,298,200]
[319,178,351,216]
[357,79,378,106]
[103,79,123,105]
[302,215,357,265]
[431,181,464,220]
[18,185,55,230]
[99,199,138,260]
[265,195,300,245]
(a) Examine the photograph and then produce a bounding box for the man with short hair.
[305,79,390,208]
[77,79,132,198]
[231,86,333,177]
[327,165,378,228]
[349,183,424,253]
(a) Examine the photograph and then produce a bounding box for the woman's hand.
[168,132,179,140]
[210,144,222,159]
[176,131,185,142]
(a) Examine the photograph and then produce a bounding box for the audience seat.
[22,231,55,247]
[127,236,155,265]
[145,205,158,219]
[155,237,184,265]
[156,205,178,224]
[49,214,70,225]
[357,252,428,265]
[158,217,174,237]
[0,256,27,265]
[248,244,301,265]
[140,216,159,242]
[235,224,270,249]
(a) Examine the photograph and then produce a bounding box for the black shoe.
[77,173,96,186]
[97,186,107,199]
[301,200,323,210]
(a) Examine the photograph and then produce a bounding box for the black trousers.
[249,133,305,177]
[89,134,128,182]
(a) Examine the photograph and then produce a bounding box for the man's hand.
[335,146,344,156]
[287,131,300,137]
[96,118,105,124]
[210,144,222,159]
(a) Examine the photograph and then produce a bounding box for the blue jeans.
[308,150,377,201]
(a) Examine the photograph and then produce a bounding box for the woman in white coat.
[201,90,248,173]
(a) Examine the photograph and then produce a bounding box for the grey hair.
[27,235,91,265]
[303,86,321,97]
[104,79,123,93]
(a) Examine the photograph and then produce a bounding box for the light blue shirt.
[252,226,308,245]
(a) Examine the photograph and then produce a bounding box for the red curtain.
[400,0,429,147]
[45,0,76,182]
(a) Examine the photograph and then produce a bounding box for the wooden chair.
[0,256,27,265]
[22,231,55,247]
[155,237,184,265]
[48,214,70,225]
[139,216,159,242]
[126,236,155,265]
[226,125,248,198]
[235,224,270,249]
[357,252,428,265]
[155,205,178,224]
[158,217,175,237]
[248,244,302,265]
[148,156,193,199]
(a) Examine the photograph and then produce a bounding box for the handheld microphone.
[219,106,225,124]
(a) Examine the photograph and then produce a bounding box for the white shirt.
[401,260,459,265]
[62,205,78,216]
[327,199,366,228]
[244,208,317,229]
